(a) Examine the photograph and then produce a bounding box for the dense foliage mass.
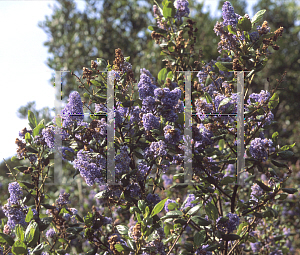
[0,1,298,255]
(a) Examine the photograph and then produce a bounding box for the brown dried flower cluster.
[15,138,27,159]
[82,66,95,86]
[262,26,284,51]
[151,31,165,44]
[107,234,127,255]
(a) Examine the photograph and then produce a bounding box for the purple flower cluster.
[73,148,106,186]
[153,5,168,31]
[163,125,182,145]
[224,164,235,177]
[250,31,260,42]
[154,87,182,122]
[181,194,199,211]
[126,183,142,199]
[56,192,71,207]
[141,96,156,113]
[250,183,264,202]
[18,128,32,139]
[115,145,131,178]
[164,199,177,212]
[216,212,240,233]
[128,106,141,126]
[41,126,56,149]
[8,182,23,204]
[144,140,167,158]
[249,137,273,162]
[135,161,150,182]
[174,0,190,21]
[246,90,271,108]
[222,1,238,27]
[146,193,161,206]
[142,113,160,131]
[192,124,214,152]
[162,174,173,188]
[60,146,75,161]
[46,228,56,239]
[60,91,84,127]
[2,200,26,230]
[138,70,157,100]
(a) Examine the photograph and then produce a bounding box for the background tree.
[15,0,219,120]
[14,0,300,165]
[249,0,300,162]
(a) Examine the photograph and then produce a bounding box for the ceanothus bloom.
[73,148,106,186]
[249,137,273,162]
[142,112,160,131]
[174,0,190,22]
[8,182,23,204]
[138,69,157,100]
[222,1,238,27]
[216,212,240,233]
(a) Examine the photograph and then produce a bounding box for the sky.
[0,0,260,163]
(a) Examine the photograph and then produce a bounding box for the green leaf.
[205,243,223,251]
[255,180,272,192]
[148,25,167,35]
[251,9,266,25]
[138,200,146,214]
[163,1,176,18]
[280,143,296,151]
[20,181,35,189]
[122,100,135,108]
[282,188,298,194]
[115,243,132,252]
[133,150,144,159]
[190,216,211,226]
[218,97,232,111]
[158,68,168,83]
[31,243,43,254]
[194,230,206,246]
[277,150,294,159]
[222,233,240,241]
[116,225,129,235]
[227,25,236,34]
[274,193,288,200]
[268,93,279,109]
[84,212,93,227]
[33,123,45,138]
[271,159,289,169]
[75,214,84,223]
[236,222,249,235]
[15,225,24,241]
[204,93,213,104]
[13,166,28,173]
[41,204,56,209]
[272,131,279,142]
[0,233,14,246]
[187,204,201,216]
[205,202,218,221]
[220,176,236,185]
[28,110,37,129]
[215,62,229,72]
[237,17,252,31]
[25,221,39,247]
[151,197,168,217]
[161,210,183,219]
[25,132,32,143]
[25,208,34,223]
[11,240,27,255]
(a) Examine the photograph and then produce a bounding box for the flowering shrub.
[0,1,298,255]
